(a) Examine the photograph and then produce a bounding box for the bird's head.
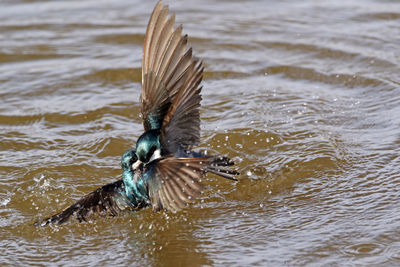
[135,129,161,165]
[121,149,139,172]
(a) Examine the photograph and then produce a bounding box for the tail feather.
[206,166,239,181]
[206,155,239,181]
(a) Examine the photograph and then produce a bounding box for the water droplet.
[0,198,10,206]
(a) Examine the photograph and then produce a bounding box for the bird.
[38,1,238,226]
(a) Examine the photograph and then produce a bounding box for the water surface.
[1,0,400,265]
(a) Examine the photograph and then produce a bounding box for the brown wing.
[146,156,238,213]
[146,157,206,212]
[160,60,203,153]
[38,180,135,226]
[141,1,199,131]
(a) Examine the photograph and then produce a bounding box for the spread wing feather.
[146,156,238,212]
[141,1,199,132]
[38,180,134,226]
[160,60,203,152]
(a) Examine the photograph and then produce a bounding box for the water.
[1,0,400,265]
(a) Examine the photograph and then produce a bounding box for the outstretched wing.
[38,180,135,226]
[141,1,199,131]
[145,156,238,213]
[160,60,203,153]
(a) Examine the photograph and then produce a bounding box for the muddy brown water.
[1,0,400,265]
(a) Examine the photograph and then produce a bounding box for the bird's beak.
[132,160,143,170]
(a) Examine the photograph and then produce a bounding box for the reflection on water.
[1,0,400,265]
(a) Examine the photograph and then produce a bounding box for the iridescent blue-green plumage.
[121,149,148,206]
[135,129,161,163]
[39,147,236,225]
[39,150,145,225]
[38,1,238,226]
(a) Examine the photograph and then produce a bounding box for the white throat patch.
[131,160,142,170]
[149,149,161,162]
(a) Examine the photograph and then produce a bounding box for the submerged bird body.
[121,149,147,207]
[39,1,238,226]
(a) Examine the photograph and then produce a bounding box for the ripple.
[93,33,144,45]
[352,12,400,22]
[0,52,70,64]
[263,65,386,89]
[256,40,398,70]
[77,67,141,85]
[342,242,385,257]
[384,244,400,261]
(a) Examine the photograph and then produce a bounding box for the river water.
[1,0,400,265]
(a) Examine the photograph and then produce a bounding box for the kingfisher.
[39,1,238,226]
